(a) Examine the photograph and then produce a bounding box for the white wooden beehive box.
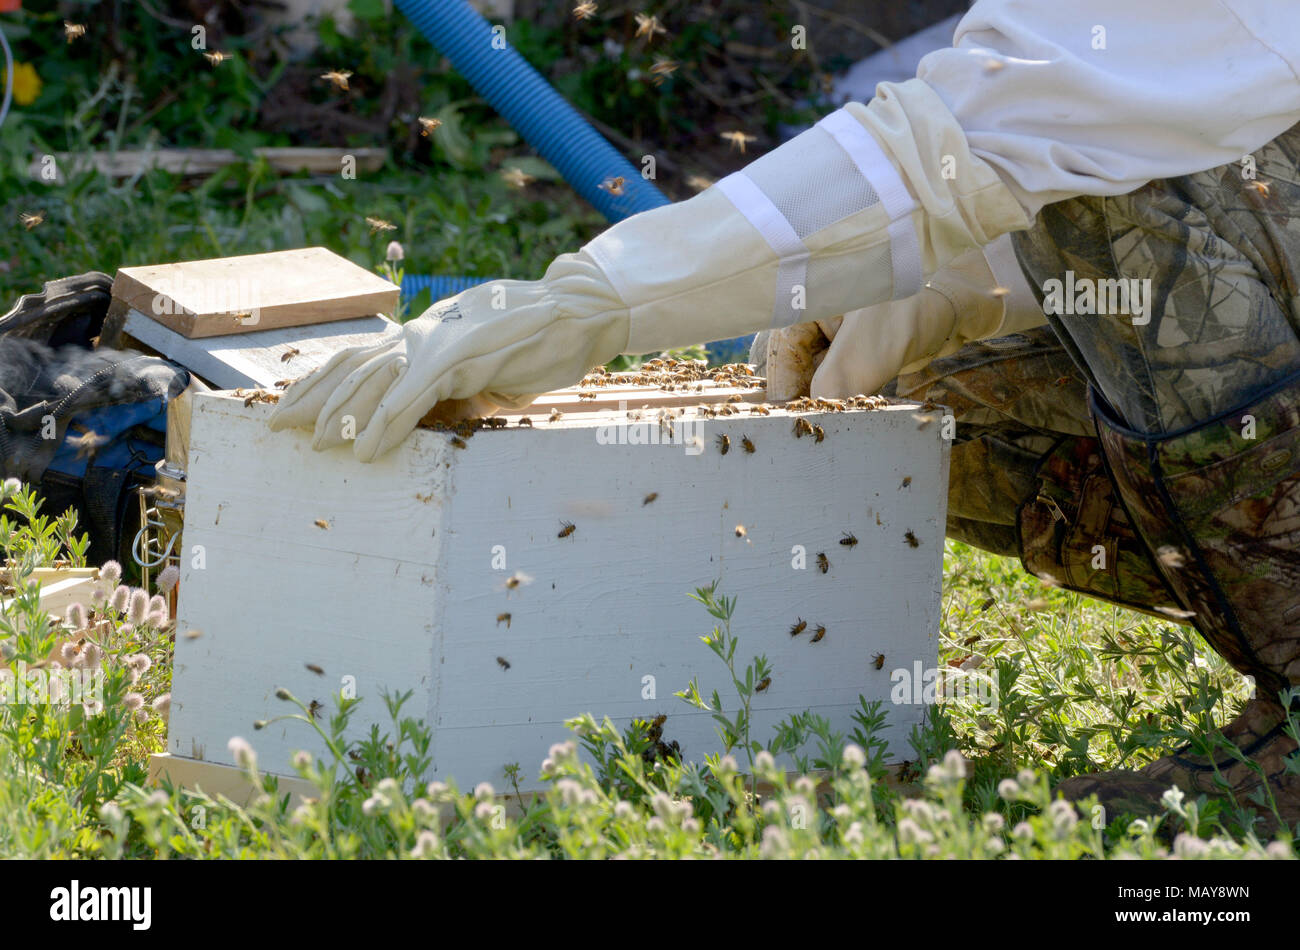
[154,371,950,793]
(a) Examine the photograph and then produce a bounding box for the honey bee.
[483,417,508,428]
[573,1,598,19]
[501,167,536,189]
[914,414,935,430]
[839,532,858,548]
[811,624,826,643]
[280,347,300,362]
[184,629,204,640]
[720,130,757,154]
[549,409,564,423]
[741,435,755,454]
[634,12,667,40]
[314,519,331,530]
[904,530,919,548]
[504,571,533,591]
[982,57,1005,73]
[734,524,747,539]
[558,520,576,538]
[812,425,825,443]
[365,216,396,234]
[320,69,353,91]
[873,653,886,670]
[900,476,912,488]
[19,211,44,230]
[817,552,829,574]
[1247,179,1271,198]
[789,618,807,637]
[990,286,1011,298]
[450,436,467,449]
[203,51,231,65]
[598,176,626,196]
[749,405,770,415]
[305,663,325,676]
[496,612,512,628]
[497,656,511,670]
[793,418,814,438]
[417,116,443,136]
[716,434,730,455]
[517,417,533,427]
[755,676,772,692]
[308,700,324,720]
[643,492,658,505]
[686,175,714,192]
[649,59,678,84]
[273,379,293,389]
[577,391,597,400]
[64,21,86,42]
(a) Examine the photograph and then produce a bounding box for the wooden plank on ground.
[113,247,399,339]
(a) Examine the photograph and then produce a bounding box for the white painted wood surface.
[166,393,949,790]
[121,308,394,390]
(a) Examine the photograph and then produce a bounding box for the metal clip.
[1037,493,1067,523]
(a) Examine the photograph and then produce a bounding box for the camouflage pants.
[890,122,1300,701]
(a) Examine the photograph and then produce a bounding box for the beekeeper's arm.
[271,0,1300,461]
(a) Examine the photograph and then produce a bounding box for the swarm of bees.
[320,69,353,91]
[577,359,761,396]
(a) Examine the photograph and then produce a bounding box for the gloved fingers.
[353,379,446,462]
[268,335,399,431]
[311,354,407,451]
[815,314,844,344]
[765,321,833,402]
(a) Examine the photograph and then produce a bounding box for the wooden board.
[119,306,394,390]
[112,247,400,339]
[163,390,951,792]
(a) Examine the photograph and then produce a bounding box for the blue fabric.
[46,398,167,478]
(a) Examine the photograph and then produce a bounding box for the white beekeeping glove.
[808,232,1045,399]
[271,78,1031,461]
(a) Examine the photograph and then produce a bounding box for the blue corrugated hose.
[393,0,753,361]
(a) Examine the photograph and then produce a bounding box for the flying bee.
[817,552,829,574]
[417,116,443,136]
[755,676,771,692]
[573,1,598,19]
[811,625,826,643]
[598,176,626,196]
[643,492,658,506]
[900,476,912,488]
[308,700,324,720]
[64,21,86,42]
[649,58,678,85]
[314,519,331,530]
[558,520,576,538]
[990,286,1011,298]
[686,175,714,192]
[913,414,935,430]
[741,435,755,454]
[577,391,597,400]
[496,612,512,628]
[496,656,511,670]
[450,436,467,449]
[504,571,533,591]
[734,524,747,539]
[280,347,300,362]
[716,434,730,455]
[1247,179,1271,198]
[873,653,886,670]
[203,50,231,65]
[320,69,353,91]
[904,530,919,548]
[634,12,667,40]
[549,409,564,423]
[839,532,858,548]
[789,618,807,637]
[501,167,536,189]
[365,216,396,234]
[517,417,533,427]
[812,425,825,443]
[305,663,325,676]
[720,130,757,153]
[19,211,44,230]
[184,629,204,640]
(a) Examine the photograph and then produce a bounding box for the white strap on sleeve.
[716,173,811,328]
